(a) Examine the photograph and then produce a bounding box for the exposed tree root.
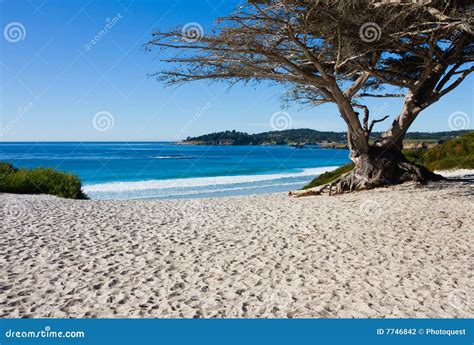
[289,174,346,197]
[290,148,445,197]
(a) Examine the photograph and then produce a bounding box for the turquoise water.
[0,142,350,199]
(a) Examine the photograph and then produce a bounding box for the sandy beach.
[1,173,472,318]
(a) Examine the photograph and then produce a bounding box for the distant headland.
[181,129,470,149]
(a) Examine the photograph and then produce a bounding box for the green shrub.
[404,131,474,171]
[424,155,474,171]
[302,131,474,190]
[403,148,427,164]
[0,162,87,199]
[0,162,16,178]
[303,163,354,189]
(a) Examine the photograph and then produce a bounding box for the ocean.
[0,142,350,199]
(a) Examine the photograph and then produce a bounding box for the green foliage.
[185,129,347,145]
[403,148,427,163]
[0,162,87,199]
[0,162,16,176]
[184,129,471,146]
[186,130,255,145]
[252,129,347,145]
[303,163,355,189]
[302,131,474,189]
[404,131,474,171]
[403,130,469,140]
[425,156,474,171]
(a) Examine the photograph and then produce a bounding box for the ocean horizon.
[0,141,350,200]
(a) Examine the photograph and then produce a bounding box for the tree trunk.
[290,85,446,197]
[290,145,444,197]
[334,146,444,193]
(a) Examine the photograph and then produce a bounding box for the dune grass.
[0,162,87,199]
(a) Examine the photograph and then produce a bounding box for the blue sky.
[0,0,472,141]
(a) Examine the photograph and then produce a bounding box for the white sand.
[0,176,472,318]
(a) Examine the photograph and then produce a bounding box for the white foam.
[436,169,474,178]
[95,181,303,200]
[83,166,338,193]
[152,155,194,159]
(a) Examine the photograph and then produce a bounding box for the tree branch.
[352,104,370,132]
[355,93,405,98]
[344,72,370,98]
[369,116,390,135]
[432,66,474,102]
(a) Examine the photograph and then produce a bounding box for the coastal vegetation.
[149,0,473,194]
[303,131,474,189]
[303,164,355,189]
[183,129,347,145]
[0,162,87,199]
[183,129,469,146]
[405,131,474,171]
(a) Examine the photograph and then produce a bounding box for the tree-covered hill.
[182,129,470,146]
